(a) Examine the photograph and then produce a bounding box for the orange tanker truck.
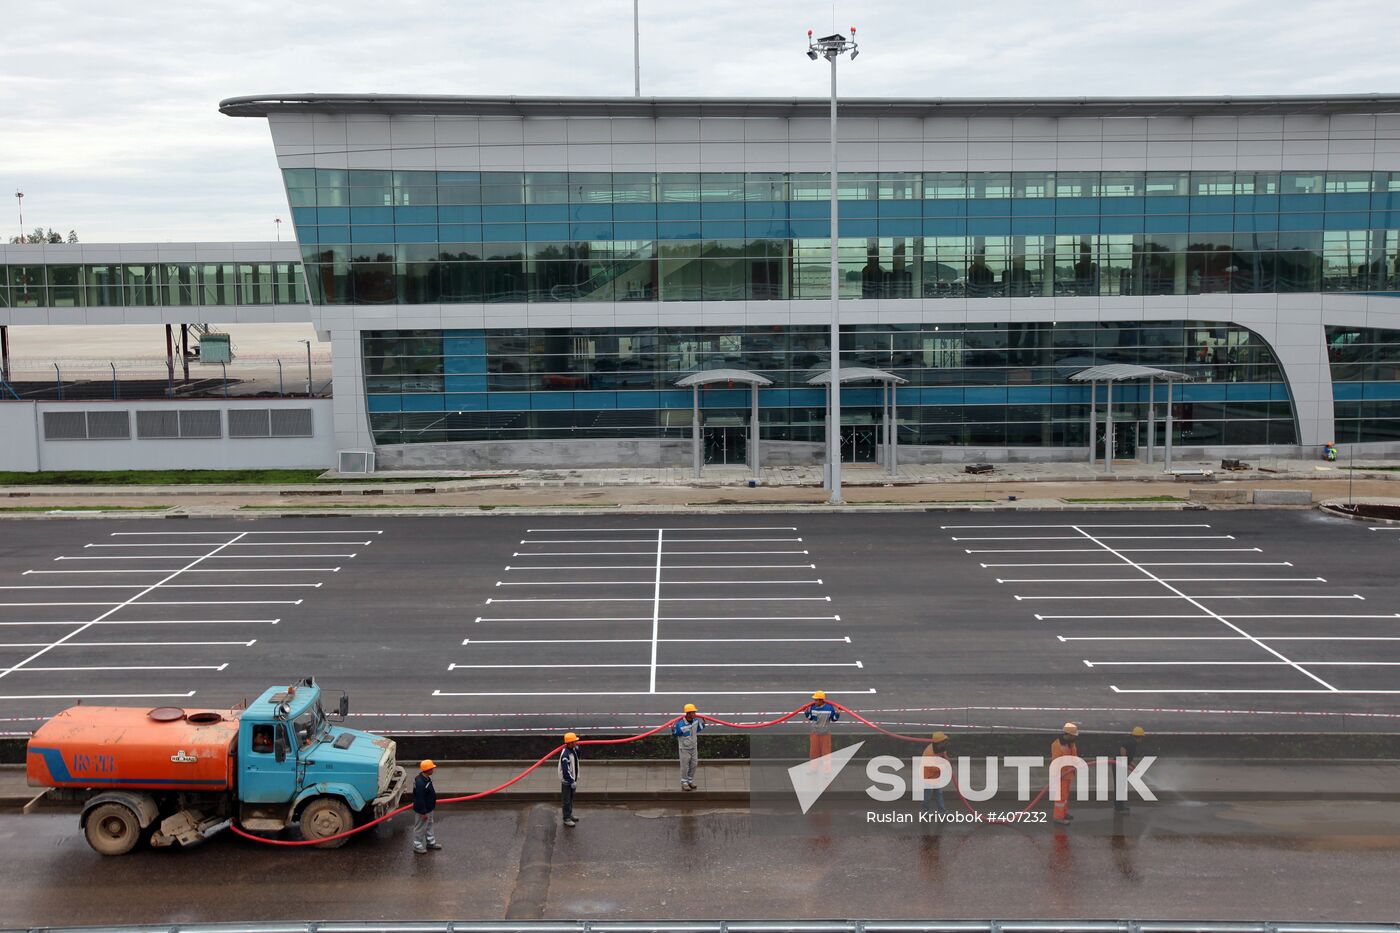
[26,676,406,855]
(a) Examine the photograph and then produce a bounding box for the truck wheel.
[299,798,354,849]
[85,803,141,856]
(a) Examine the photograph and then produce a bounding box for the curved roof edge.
[219,93,1400,120]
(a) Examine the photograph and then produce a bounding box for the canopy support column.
[1087,381,1097,465]
[1164,381,1175,473]
[750,381,760,480]
[691,384,701,480]
[1104,380,1115,475]
[888,382,898,476]
[1145,376,1155,465]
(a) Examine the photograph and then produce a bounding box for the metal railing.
[5,921,1398,933]
[0,355,333,402]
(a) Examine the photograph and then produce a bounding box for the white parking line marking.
[485,597,832,603]
[0,619,280,627]
[56,554,359,560]
[953,535,1233,542]
[110,530,384,536]
[463,637,852,645]
[998,577,1324,584]
[432,688,879,698]
[1015,594,1362,601]
[515,550,809,556]
[943,523,1215,529]
[27,568,340,574]
[448,661,863,670]
[526,527,798,532]
[649,529,664,693]
[0,640,257,648]
[504,564,817,571]
[1038,613,1400,620]
[473,616,841,622]
[0,583,322,590]
[521,538,803,544]
[494,579,823,586]
[1086,660,1285,666]
[0,691,198,700]
[14,664,230,673]
[85,542,371,548]
[1110,687,1400,695]
[966,548,1262,554]
[1061,635,1400,642]
[981,562,1292,568]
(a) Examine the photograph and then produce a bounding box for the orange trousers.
[1053,775,1074,820]
[809,733,832,760]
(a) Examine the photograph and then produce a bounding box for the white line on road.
[1110,687,1400,695]
[110,530,384,536]
[1086,660,1286,666]
[0,583,322,590]
[494,579,822,586]
[0,691,198,701]
[1037,613,1400,620]
[0,619,279,627]
[0,640,257,647]
[514,550,809,556]
[1060,635,1400,642]
[486,597,832,603]
[522,538,802,544]
[86,542,371,548]
[965,548,1262,554]
[998,577,1324,584]
[953,535,1232,542]
[432,688,878,697]
[56,554,359,560]
[473,615,841,622]
[649,529,663,693]
[943,524,1214,530]
[26,568,340,575]
[981,562,1292,568]
[447,661,863,670]
[463,636,851,645]
[13,664,230,672]
[1015,594,1362,601]
[504,564,817,571]
[525,527,798,532]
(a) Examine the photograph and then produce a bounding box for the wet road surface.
[4,801,1400,928]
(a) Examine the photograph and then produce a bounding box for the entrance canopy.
[1069,365,1192,473]
[675,369,772,480]
[1068,364,1191,383]
[807,368,908,477]
[805,367,908,386]
[676,369,773,387]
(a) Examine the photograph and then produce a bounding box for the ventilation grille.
[338,450,375,474]
[137,409,222,439]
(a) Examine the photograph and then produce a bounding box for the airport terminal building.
[5,94,1400,471]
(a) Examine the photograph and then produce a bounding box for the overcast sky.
[4,0,1399,243]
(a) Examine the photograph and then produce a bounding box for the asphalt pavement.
[3,801,1400,927]
[0,511,1397,737]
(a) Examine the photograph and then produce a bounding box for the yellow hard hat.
[563,732,579,744]
[1062,722,1079,736]
[419,759,436,771]
[683,703,698,713]
[931,731,948,743]
[812,690,826,700]
[1131,726,1146,737]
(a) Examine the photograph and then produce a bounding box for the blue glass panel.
[573,391,618,410]
[443,393,487,411]
[1179,384,1228,402]
[401,394,446,412]
[1226,383,1272,401]
[658,221,702,239]
[366,395,402,412]
[531,392,574,410]
[525,204,569,222]
[1010,200,1053,218]
[968,198,1012,217]
[1379,211,1400,226]
[488,392,530,411]
[1143,215,1188,233]
[1189,215,1232,233]
[877,218,920,237]
[877,199,920,218]
[1237,194,1278,213]
[316,225,350,243]
[395,206,437,224]
[700,389,746,407]
[788,388,825,407]
[444,374,488,392]
[481,205,526,223]
[1271,383,1292,401]
[351,206,394,224]
[759,389,789,407]
[1190,195,1234,213]
[918,387,965,405]
[747,220,793,238]
[292,207,318,226]
[1325,193,1371,212]
[1054,197,1101,216]
[1371,193,1400,211]
[613,221,658,239]
[846,388,881,405]
[351,225,394,243]
[571,222,614,240]
[1233,214,1278,232]
[1099,214,1144,234]
[1333,383,1363,400]
[529,223,569,241]
[699,202,745,220]
[1007,386,1055,404]
[745,201,788,219]
[483,223,526,241]
[1099,197,1145,215]
[1280,194,1324,213]
[437,205,482,223]
[571,204,613,222]
[295,226,317,245]
[923,199,967,217]
[1325,212,1369,228]
[657,390,690,409]
[1363,382,1400,400]
[395,225,438,243]
[614,202,658,221]
[964,387,1008,405]
[617,391,660,409]
[438,224,481,241]
[789,219,829,237]
[317,207,350,225]
[967,218,1008,236]
[841,201,879,219]
[1054,216,1099,235]
[838,219,877,237]
[789,201,831,219]
[444,333,486,354]
[657,203,702,220]
[1278,213,1324,231]
[1009,217,1054,235]
[922,218,966,236]
[1145,196,1189,214]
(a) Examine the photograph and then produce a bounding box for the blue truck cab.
[237,676,407,847]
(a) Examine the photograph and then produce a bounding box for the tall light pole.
[299,338,313,396]
[808,27,858,505]
[14,190,23,242]
[274,217,282,242]
[633,0,641,96]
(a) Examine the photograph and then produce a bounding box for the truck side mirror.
[338,693,349,719]
[274,728,289,764]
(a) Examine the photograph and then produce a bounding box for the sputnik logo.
[787,741,864,814]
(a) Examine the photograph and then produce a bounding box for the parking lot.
[0,510,1397,737]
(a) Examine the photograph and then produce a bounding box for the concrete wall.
[0,399,335,472]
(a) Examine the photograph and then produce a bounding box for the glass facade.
[1327,325,1400,442]
[363,322,1295,448]
[287,169,1400,304]
[0,262,307,309]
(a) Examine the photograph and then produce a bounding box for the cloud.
[3,0,1398,241]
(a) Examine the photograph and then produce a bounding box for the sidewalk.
[7,757,1400,807]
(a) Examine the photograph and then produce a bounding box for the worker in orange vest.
[805,690,840,760]
[1050,722,1079,826]
[920,731,951,815]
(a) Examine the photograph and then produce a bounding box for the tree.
[7,227,77,244]
[67,230,78,244]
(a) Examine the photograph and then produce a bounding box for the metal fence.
[0,354,333,402]
[5,921,1399,933]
